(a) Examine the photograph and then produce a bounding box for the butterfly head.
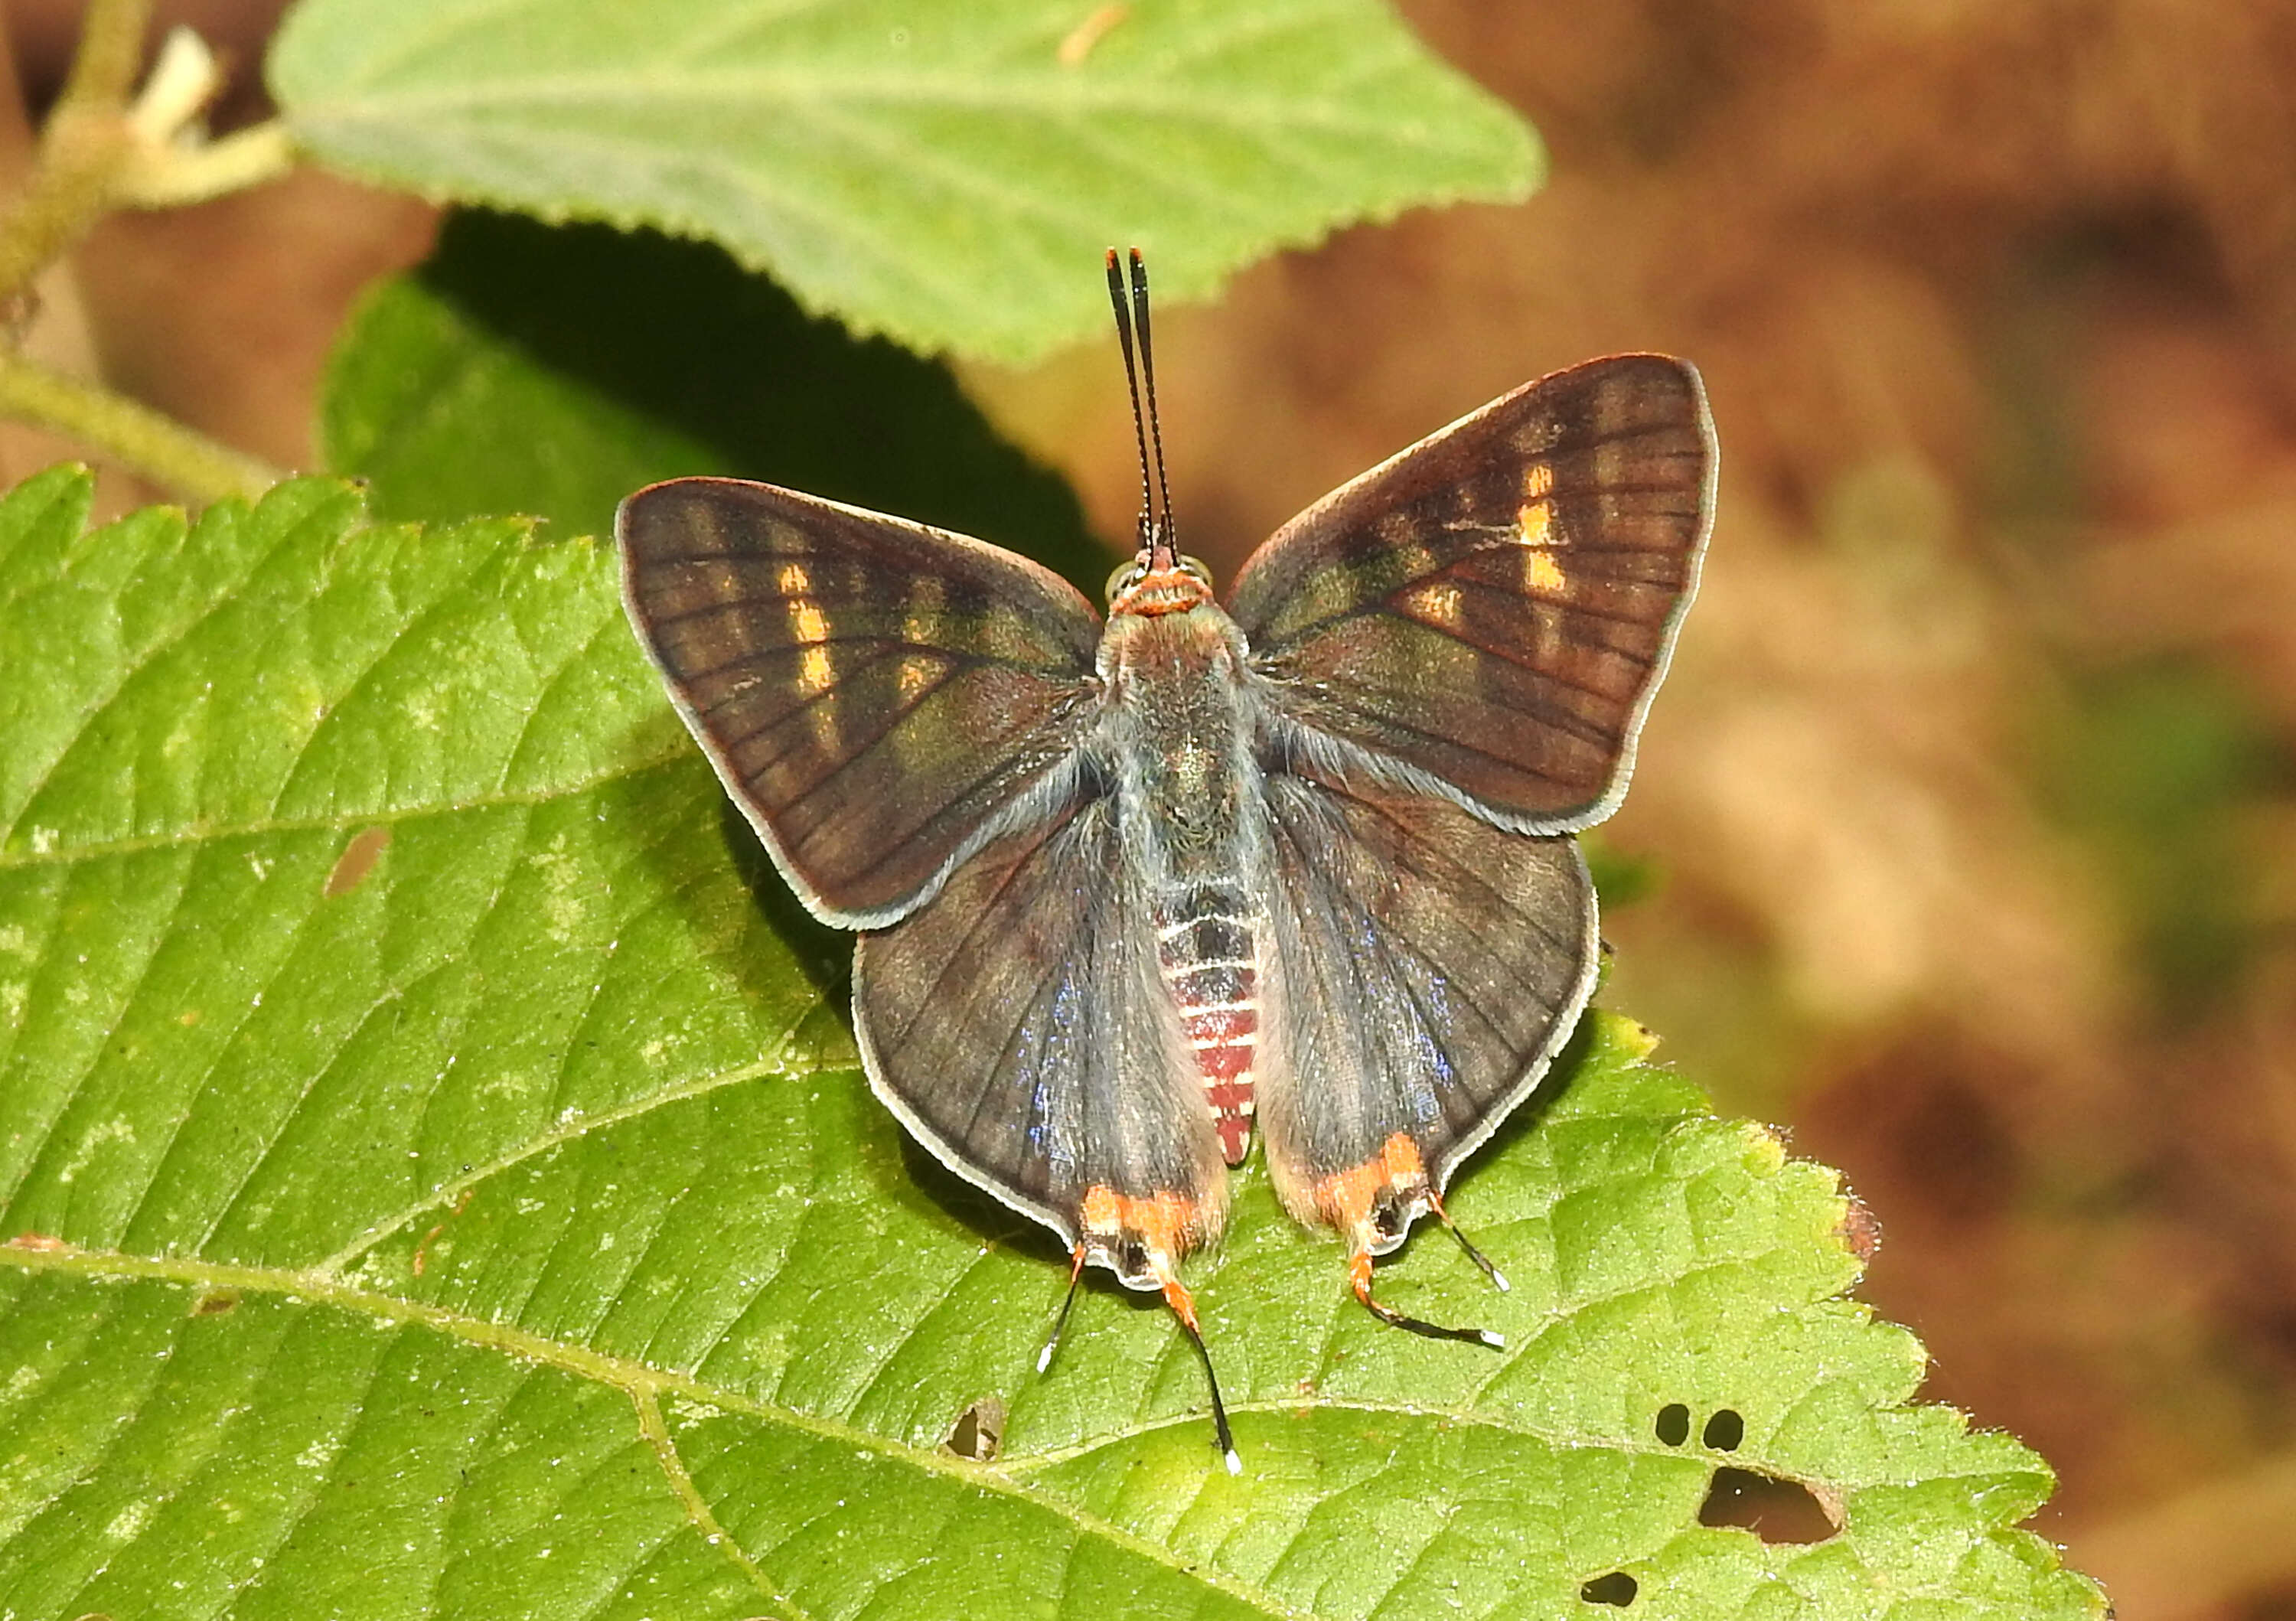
[1105,541,1215,618]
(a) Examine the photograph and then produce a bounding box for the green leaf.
[324,210,1112,596]
[0,470,2106,1618]
[267,0,1542,360]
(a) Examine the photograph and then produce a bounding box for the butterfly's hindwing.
[618,478,1103,926]
[853,788,1227,1261]
[1254,750,1599,1232]
[1229,354,1714,831]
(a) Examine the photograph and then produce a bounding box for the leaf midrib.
[0,1238,1317,1621]
[6,1230,2027,1616]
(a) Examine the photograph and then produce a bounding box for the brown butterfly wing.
[1255,755,1598,1221]
[619,478,1102,926]
[854,791,1225,1252]
[1229,354,1715,831]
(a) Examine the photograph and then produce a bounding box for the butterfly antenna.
[1127,248,1177,569]
[1105,248,1162,565]
[1038,1244,1091,1373]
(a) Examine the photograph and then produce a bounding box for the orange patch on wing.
[1402,579,1464,629]
[1515,464,1560,559]
[1080,1186,1203,1257]
[1309,1132,1426,1228]
[1512,474,1568,592]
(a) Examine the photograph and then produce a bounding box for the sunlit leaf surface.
[270,0,1542,360]
[0,471,2105,1618]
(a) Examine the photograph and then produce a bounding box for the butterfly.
[618,251,1715,1471]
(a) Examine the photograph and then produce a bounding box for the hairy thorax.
[1098,602,1270,1164]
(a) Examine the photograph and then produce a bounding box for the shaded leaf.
[269,0,1542,360]
[0,470,2105,1618]
[324,210,1110,595]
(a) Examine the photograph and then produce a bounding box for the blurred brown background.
[7,1,2295,1614]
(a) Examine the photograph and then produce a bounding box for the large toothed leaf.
[266,0,1542,361]
[0,470,2106,1618]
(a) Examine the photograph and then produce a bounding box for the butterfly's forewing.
[619,478,1102,925]
[1231,354,1715,832]
[1254,755,1597,1236]
[854,792,1227,1258]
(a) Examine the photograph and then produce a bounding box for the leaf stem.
[116,118,296,207]
[0,0,150,300]
[0,349,282,501]
[0,3,300,501]
[57,0,152,107]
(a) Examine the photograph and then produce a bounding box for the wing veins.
[1381,598,1662,694]
[1433,561,1689,631]
[896,807,1088,1058]
[1275,792,1562,1093]
[1307,674,1623,764]
[1264,586,1666,675]
[703,642,914,742]
[770,661,970,817]
[665,627,1081,681]
[790,714,1060,893]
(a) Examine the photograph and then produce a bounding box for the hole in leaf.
[1702,1408,1744,1450]
[1580,1571,1638,1606]
[1697,1466,1840,1543]
[943,1394,1006,1462]
[1655,1403,1691,1446]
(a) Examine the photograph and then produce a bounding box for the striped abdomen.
[1157,886,1260,1165]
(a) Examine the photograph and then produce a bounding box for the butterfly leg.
[1314,1134,1505,1349]
[1076,1186,1241,1475]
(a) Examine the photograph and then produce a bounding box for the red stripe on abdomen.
[1163,956,1260,1166]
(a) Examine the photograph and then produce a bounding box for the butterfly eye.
[1104,559,1148,605]
[1176,554,1214,589]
